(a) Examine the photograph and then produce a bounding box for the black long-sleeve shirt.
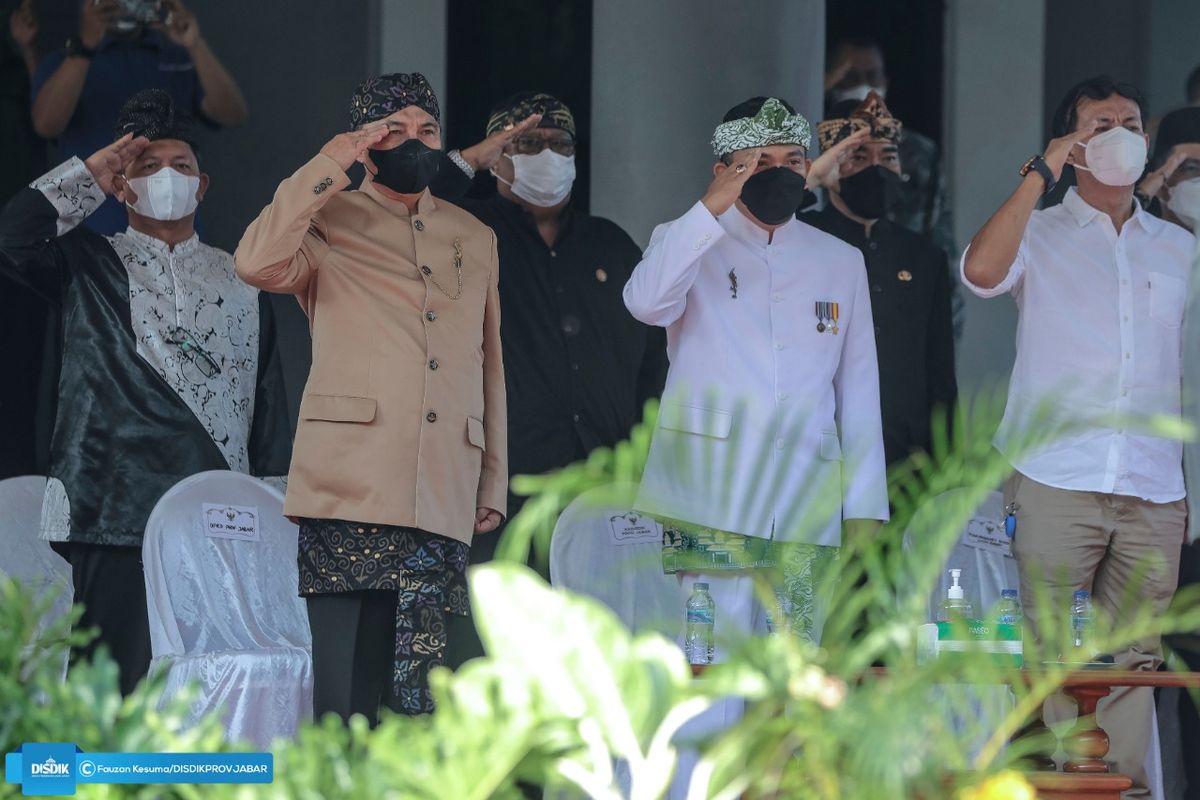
[433,161,667,508]
[802,205,957,467]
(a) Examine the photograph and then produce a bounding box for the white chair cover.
[549,482,678,637]
[142,471,312,747]
[0,475,72,678]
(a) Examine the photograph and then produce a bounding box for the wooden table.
[691,665,1200,798]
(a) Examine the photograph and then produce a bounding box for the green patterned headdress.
[711,97,812,158]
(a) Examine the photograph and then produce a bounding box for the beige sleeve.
[234,153,350,296]
[476,229,509,516]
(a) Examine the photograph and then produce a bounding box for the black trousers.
[306,589,405,725]
[52,542,152,696]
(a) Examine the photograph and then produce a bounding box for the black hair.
[1051,75,1147,137]
[1187,64,1200,105]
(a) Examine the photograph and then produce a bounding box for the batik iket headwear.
[816,90,903,152]
[486,91,576,139]
[350,72,441,128]
[711,97,812,158]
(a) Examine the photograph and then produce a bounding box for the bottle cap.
[695,582,709,591]
[1001,589,1018,599]
[948,568,964,600]
[1073,589,1090,600]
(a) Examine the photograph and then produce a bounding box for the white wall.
[943,1,1046,392]
[591,1,826,246]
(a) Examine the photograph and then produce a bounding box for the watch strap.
[1020,154,1056,195]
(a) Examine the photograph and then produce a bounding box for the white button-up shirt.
[624,201,888,547]
[962,187,1196,502]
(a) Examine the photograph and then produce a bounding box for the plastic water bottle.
[1071,590,1094,656]
[685,583,715,665]
[995,589,1023,627]
[937,568,975,622]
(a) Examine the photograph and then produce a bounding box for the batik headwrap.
[115,88,196,149]
[486,91,576,139]
[711,97,811,158]
[816,90,903,152]
[350,72,441,128]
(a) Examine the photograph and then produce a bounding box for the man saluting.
[236,72,506,722]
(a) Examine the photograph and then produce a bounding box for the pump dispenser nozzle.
[948,569,964,600]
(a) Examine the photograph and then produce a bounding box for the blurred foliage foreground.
[4,392,1199,799]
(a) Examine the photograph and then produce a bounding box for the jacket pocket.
[819,432,843,461]
[466,416,486,450]
[1149,272,1186,328]
[659,404,733,439]
[299,394,377,423]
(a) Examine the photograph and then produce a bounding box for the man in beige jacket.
[235,72,506,721]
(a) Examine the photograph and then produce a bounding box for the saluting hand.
[474,507,503,534]
[459,113,543,172]
[702,147,761,217]
[85,133,149,195]
[319,121,391,172]
[805,127,871,190]
[1044,124,1096,180]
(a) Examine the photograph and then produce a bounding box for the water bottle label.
[998,615,1019,626]
[687,609,714,625]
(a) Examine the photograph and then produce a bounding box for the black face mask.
[739,167,811,226]
[837,164,901,220]
[369,138,441,194]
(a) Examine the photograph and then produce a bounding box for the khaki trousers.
[1005,472,1185,798]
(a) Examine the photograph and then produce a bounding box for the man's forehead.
[1078,95,1141,120]
[138,139,196,160]
[381,107,439,127]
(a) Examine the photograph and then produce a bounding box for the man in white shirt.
[963,76,1196,796]
[624,93,887,800]
[624,96,887,647]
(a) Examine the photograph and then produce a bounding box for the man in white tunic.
[624,96,889,652]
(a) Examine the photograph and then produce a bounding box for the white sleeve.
[29,157,107,237]
[622,200,725,327]
[959,238,1028,299]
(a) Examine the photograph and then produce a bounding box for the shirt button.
[772,293,783,302]
[572,413,581,422]
[571,363,580,371]
[414,219,425,231]
[421,265,432,275]
[1125,353,1131,360]
[868,241,879,251]
[777,392,789,401]
[1122,389,1129,396]
[872,284,882,293]
[425,311,437,322]
[550,250,558,258]
[775,438,786,450]
[426,411,437,423]
[774,342,784,350]
[1123,316,1129,322]
[429,359,439,370]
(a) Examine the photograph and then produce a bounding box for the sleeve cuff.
[30,157,106,236]
[959,243,1018,299]
[678,200,726,254]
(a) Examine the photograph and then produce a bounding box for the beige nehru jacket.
[235,153,507,544]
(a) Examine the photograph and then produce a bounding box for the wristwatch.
[64,36,97,60]
[447,149,475,179]
[1018,154,1056,195]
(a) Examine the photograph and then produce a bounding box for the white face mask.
[494,150,575,208]
[125,167,201,221]
[1166,176,1200,231]
[1072,127,1147,187]
[831,84,885,104]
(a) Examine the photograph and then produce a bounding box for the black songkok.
[350,72,441,128]
[486,91,576,139]
[115,89,196,148]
